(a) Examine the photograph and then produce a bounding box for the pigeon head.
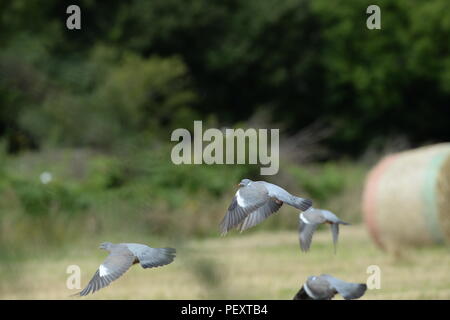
[99,242,113,251]
[238,178,252,186]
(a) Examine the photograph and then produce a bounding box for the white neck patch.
[304,283,319,300]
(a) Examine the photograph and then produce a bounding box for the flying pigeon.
[293,274,367,300]
[298,208,349,253]
[74,242,176,296]
[220,179,313,235]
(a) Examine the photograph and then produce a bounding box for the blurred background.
[0,0,449,299]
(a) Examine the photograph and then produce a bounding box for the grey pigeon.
[220,178,312,235]
[298,208,349,253]
[293,274,367,300]
[75,242,176,296]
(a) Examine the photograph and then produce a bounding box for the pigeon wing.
[320,274,367,300]
[298,214,319,252]
[330,223,339,254]
[238,199,283,232]
[136,247,176,269]
[260,181,312,211]
[299,209,331,252]
[77,247,135,296]
[220,183,269,235]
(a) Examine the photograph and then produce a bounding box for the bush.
[85,155,125,190]
[9,178,89,217]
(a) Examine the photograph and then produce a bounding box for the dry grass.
[0,225,449,300]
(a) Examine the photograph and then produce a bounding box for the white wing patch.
[300,213,311,224]
[236,190,247,207]
[99,264,111,277]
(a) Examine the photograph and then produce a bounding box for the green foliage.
[311,0,450,152]
[288,161,366,205]
[123,147,258,205]
[289,163,346,203]
[14,48,198,148]
[1,0,449,153]
[0,146,257,236]
[93,53,197,134]
[9,178,89,217]
[85,155,125,190]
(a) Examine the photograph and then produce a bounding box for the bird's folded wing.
[320,274,367,300]
[77,249,135,296]
[137,247,176,269]
[220,185,268,234]
[238,199,282,232]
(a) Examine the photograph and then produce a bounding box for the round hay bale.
[362,143,450,250]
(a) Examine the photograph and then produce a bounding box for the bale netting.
[362,143,450,250]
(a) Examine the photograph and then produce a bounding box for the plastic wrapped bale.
[362,143,450,250]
